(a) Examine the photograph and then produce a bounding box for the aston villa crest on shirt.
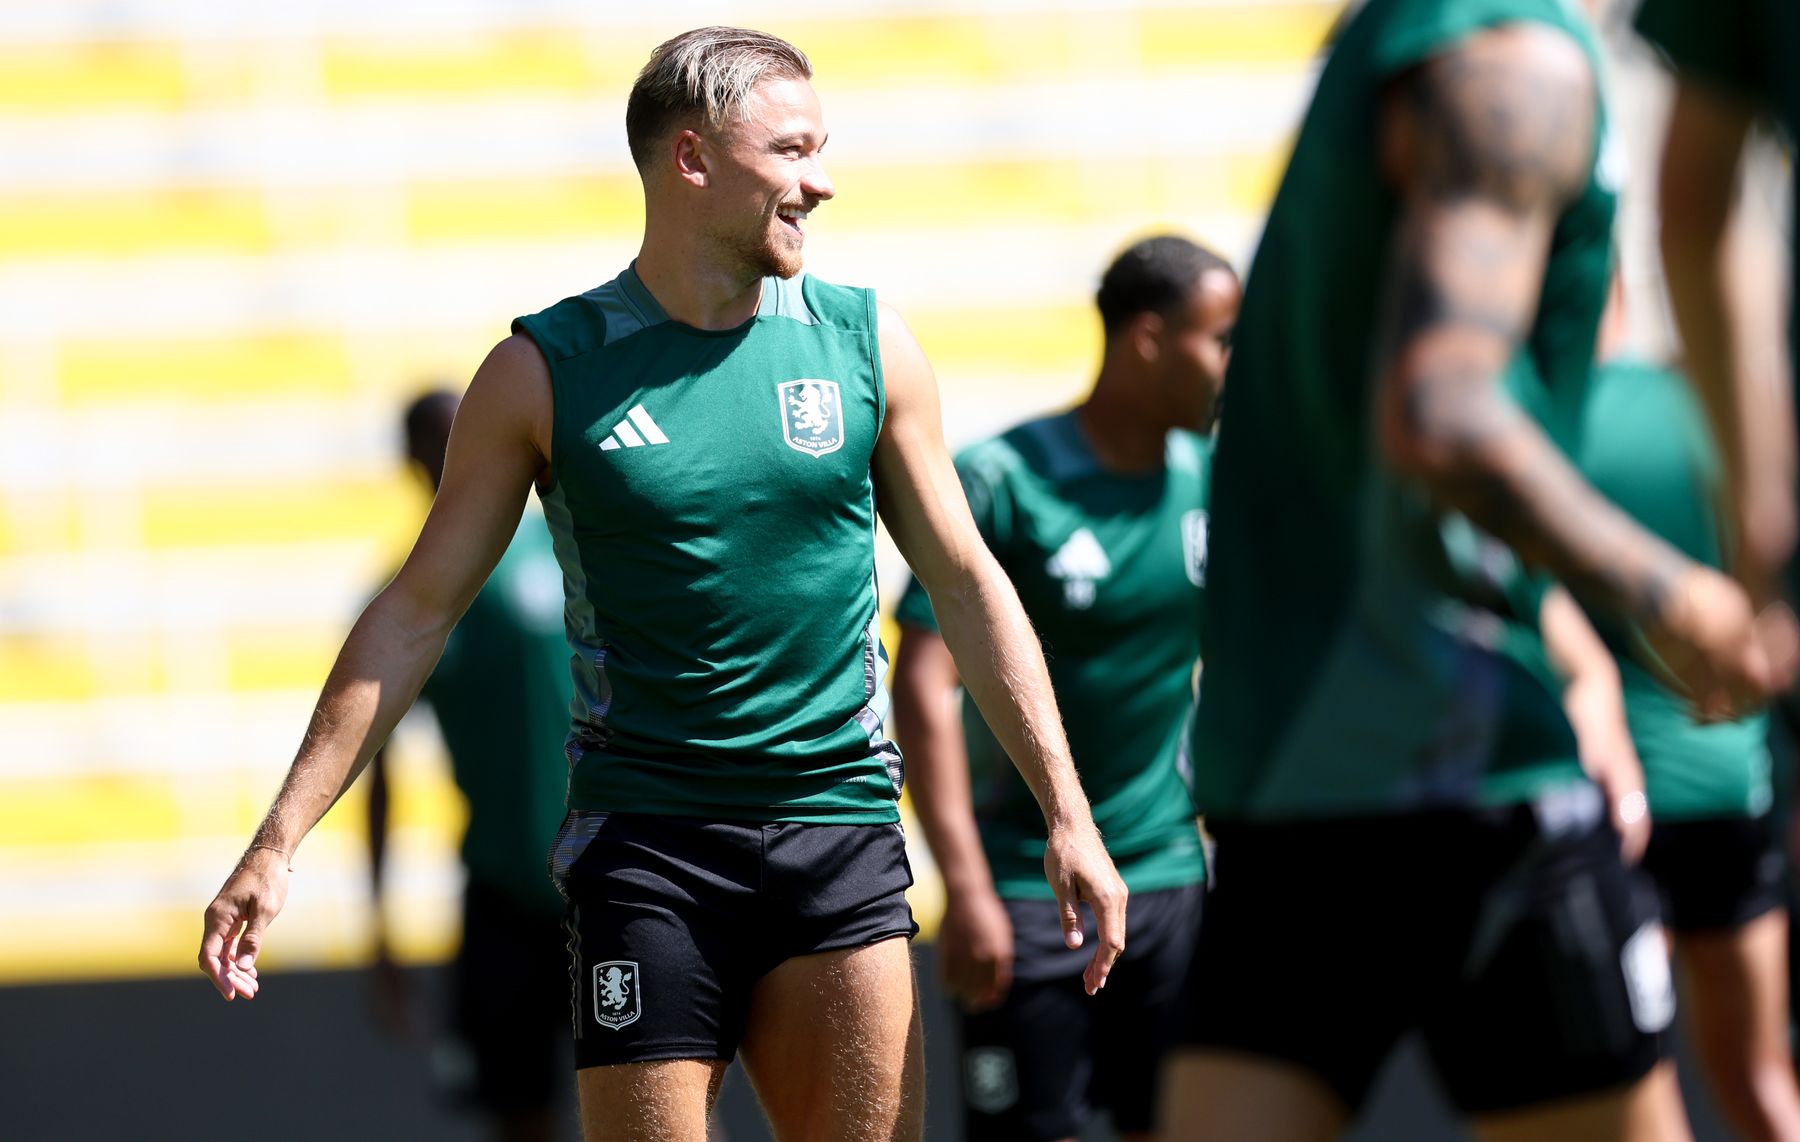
[778,379,844,457]
[593,960,640,1030]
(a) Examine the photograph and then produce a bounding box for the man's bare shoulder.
[463,333,554,463]
[873,300,926,369]
[482,332,552,381]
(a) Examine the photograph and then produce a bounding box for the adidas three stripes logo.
[598,404,670,451]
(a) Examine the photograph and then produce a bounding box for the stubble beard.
[722,215,804,281]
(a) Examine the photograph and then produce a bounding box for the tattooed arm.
[1375,23,1771,715]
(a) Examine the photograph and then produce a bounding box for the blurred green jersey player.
[365,390,575,1142]
[892,236,1237,1142]
[1165,0,1778,1139]
[1572,283,1800,1139]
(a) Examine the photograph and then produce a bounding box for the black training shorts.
[550,811,917,1069]
[959,884,1202,1141]
[1178,790,1670,1115]
[1641,812,1786,933]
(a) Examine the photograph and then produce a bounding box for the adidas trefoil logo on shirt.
[1046,527,1110,609]
[598,404,670,451]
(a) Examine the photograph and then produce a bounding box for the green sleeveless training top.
[1574,359,1771,820]
[895,413,1209,898]
[1192,0,1620,820]
[512,265,902,824]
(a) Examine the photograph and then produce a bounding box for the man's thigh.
[736,819,921,1141]
[738,936,923,1142]
[577,1059,726,1142]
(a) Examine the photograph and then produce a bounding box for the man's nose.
[803,158,835,202]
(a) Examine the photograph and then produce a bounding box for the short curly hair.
[1096,235,1235,337]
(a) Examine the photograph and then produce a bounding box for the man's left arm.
[1541,587,1649,863]
[870,301,1126,995]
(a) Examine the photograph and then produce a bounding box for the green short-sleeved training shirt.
[897,412,1208,898]
[512,265,903,824]
[1191,0,1619,820]
[1574,358,1771,820]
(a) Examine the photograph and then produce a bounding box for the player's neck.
[634,229,766,331]
[1077,386,1166,475]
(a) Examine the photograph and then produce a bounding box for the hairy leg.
[737,937,923,1142]
[577,1058,726,1142]
[1472,1061,1691,1142]
[1157,1049,1347,1142]
[1677,911,1800,1142]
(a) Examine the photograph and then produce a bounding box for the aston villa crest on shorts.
[778,379,844,457]
[592,960,640,1030]
[1182,509,1210,587]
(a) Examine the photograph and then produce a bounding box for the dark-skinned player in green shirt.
[892,235,1237,1142]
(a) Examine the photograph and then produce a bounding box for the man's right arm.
[1374,24,1771,716]
[198,334,553,1001]
[890,619,1015,1011]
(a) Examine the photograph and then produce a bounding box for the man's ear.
[673,129,708,188]
[1130,311,1165,364]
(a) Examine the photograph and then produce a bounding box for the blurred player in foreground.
[365,389,574,1142]
[198,26,1125,1142]
[1163,0,1780,1138]
[891,235,1238,1142]
[1566,286,1800,1141]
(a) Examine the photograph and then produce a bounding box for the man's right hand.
[198,846,291,1000]
[1044,822,1127,996]
[1645,564,1782,719]
[938,887,1015,1013]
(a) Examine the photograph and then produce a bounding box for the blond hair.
[626,27,812,170]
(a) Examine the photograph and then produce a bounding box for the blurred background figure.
[891,234,1237,1142]
[1567,281,1800,1142]
[1637,0,1800,642]
[365,388,576,1142]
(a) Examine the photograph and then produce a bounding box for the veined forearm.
[931,566,1089,832]
[253,595,451,856]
